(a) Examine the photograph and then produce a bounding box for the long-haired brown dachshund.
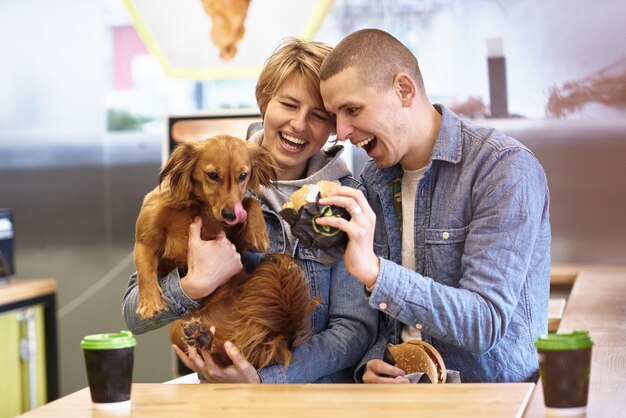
[133,134,317,369]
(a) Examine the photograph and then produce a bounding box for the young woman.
[122,38,378,383]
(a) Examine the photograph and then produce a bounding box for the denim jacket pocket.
[373,242,390,259]
[296,244,330,330]
[424,226,468,286]
[297,245,318,262]
[264,213,285,253]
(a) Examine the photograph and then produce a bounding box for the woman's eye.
[207,172,219,180]
[346,107,359,116]
[239,172,248,182]
[313,113,330,122]
[281,102,296,109]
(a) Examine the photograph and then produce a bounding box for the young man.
[316,29,551,383]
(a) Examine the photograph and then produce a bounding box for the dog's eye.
[239,172,248,182]
[207,172,219,181]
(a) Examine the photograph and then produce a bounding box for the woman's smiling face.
[262,74,334,180]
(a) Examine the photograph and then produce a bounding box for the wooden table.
[18,382,534,418]
[524,266,626,417]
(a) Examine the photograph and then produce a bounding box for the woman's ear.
[394,73,417,106]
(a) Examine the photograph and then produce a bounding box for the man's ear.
[394,73,417,106]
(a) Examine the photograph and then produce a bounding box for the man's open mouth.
[355,136,376,154]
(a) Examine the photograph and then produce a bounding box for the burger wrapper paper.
[279,195,350,266]
[402,370,461,384]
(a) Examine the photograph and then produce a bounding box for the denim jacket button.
[415,323,422,329]
[379,302,387,310]
[442,231,450,239]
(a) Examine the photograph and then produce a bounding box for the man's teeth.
[355,137,374,148]
[281,133,305,145]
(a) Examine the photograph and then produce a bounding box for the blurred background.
[1,0,625,400]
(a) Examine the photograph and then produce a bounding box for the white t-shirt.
[400,165,427,342]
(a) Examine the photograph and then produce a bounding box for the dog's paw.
[182,320,214,350]
[136,298,167,320]
[245,229,270,253]
[136,283,167,320]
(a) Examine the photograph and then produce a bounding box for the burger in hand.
[279,181,349,266]
[383,340,447,384]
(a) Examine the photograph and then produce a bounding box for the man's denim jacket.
[122,176,378,383]
[357,105,551,382]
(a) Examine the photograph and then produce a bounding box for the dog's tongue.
[234,202,247,223]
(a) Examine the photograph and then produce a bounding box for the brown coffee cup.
[535,330,593,417]
[80,331,136,410]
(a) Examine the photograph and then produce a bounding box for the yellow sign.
[124,0,334,80]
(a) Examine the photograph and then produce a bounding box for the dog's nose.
[221,208,236,221]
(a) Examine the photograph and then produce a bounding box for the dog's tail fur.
[225,253,318,369]
[172,253,318,370]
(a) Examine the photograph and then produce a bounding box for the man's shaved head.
[320,28,425,95]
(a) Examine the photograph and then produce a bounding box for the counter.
[0,278,57,306]
[0,278,59,414]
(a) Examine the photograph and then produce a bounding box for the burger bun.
[385,340,447,384]
[283,180,340,211]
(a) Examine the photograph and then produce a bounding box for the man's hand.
[363,359,410,384]
[172,327,261,383]
[181,217,243,300]
[317,187,380,287]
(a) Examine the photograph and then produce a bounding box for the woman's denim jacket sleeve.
[122,268,201,335]
[257,251,377,383]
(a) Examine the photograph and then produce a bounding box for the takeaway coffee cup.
[81,330,136,410]
[535,330,593,417]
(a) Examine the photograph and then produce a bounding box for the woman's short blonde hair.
[255,38,333,116]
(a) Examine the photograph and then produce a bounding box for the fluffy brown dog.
[133,134,317,369]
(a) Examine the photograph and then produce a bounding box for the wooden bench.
[549,265,579,286]
[548,298,566,332]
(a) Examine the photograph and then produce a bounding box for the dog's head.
[159,134,276,224]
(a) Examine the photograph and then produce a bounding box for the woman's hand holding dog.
[172,326,261,383]
[181,217,243,300]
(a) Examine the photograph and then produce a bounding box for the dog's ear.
[159,141,198,202]
[247,142,277,192]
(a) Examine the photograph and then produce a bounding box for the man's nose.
[335,116,352,141]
